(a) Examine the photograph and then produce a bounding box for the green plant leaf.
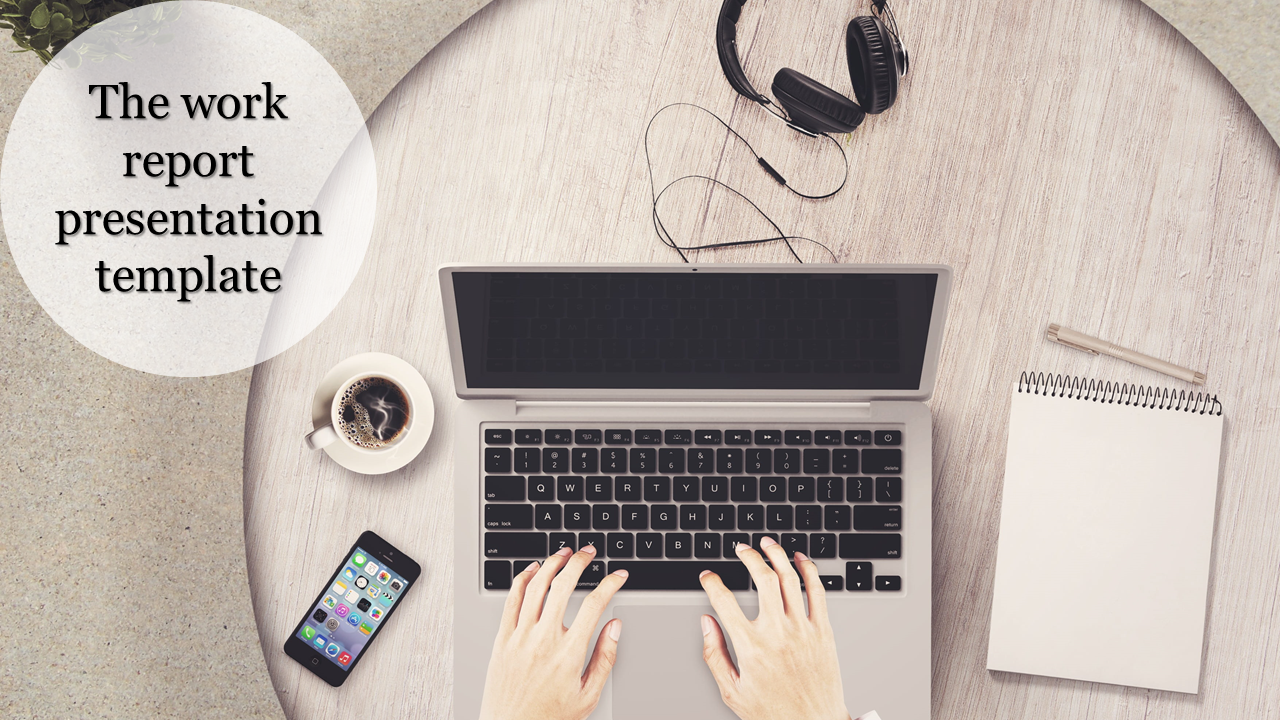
[28,29,48,48]
[50,1,68,14]
[28,3,49,28]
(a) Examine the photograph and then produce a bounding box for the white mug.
[305,373,415,453]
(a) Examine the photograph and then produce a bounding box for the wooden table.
[242,0,1280,717]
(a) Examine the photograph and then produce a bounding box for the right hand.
[698,537,851,720]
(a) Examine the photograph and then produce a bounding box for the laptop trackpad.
[612,606,740,720]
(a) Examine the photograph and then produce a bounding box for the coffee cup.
[305,373,415,453]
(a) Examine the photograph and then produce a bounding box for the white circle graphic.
[1,1,374,376]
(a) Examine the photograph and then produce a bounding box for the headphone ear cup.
[846,15,898,115]
[771,68,865,135]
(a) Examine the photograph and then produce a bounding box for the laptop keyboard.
[481,426,904,593]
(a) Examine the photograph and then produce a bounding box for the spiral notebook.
[987,373,1225,694]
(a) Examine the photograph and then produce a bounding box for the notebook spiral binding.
[1018,371,1223,416]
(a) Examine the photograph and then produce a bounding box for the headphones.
[715,0,909,136]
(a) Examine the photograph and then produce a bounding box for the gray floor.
[0,0,1275,717]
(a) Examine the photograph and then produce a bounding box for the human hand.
[479,544,629,720]
[699,538,850,720]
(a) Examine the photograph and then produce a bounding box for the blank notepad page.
[987,388,1224,693]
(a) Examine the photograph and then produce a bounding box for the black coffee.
[336,376,411,449]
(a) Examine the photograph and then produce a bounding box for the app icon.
[322,595,337,609]
[352,553,366,567]
[325,643,340,657]
[377,571,391,585]
[366,586,379,598]
[345,590,360,603]
[337,651,352,665]
[378,591,393,607]
[312,609,328,623]
[355,576,368,589]
[364,561,379,576]
[313,634,326,648]
[347,613,361,625]
[343,567,356,581]
[389,579,403,593]
[334,604,349,618]
[357,598,371,612]
[325,617,340,632]
[358,622,373,635]
[368,607,383,621]
[332,580,347,595]
[301,626,316,641]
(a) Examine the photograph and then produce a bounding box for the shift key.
[860,449,902,473]
[485,532,547,557]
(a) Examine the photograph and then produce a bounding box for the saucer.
[310,352,434,475]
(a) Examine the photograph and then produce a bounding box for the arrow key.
[847,561,873,592]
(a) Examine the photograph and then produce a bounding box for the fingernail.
[612,568,629,578]
[609,619,622,641]
[698,570,711,579]
[583,543,597,555]
[760,536,777,548]
[735,542,749,552]
[795,551,809,562]
[701,615,713,636]
[524,561,540,572]
[555,546,573,557]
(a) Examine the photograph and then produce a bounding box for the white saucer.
[309,352,434,475]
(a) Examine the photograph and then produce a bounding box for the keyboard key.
[573,448,599,474]
[773,449,800,474]
[874,430,901,446]
[755,430,782,445]
[564,505,591,529]
[725,430,753,445]
[820,575,843,591]
[815,431,842,446]
[803,449,830,474]
[876,477,902,503]
[847,562,873,591]
[767,505,793,530]
[605,429,632,444]
[593,504,621,530]
[615,476,641,501]
[485,532,547,558]
[796,505,822,530]
[636,533,663,557]
[665,430,693,445]
[528,476,554,501]
[659,449,686,474]
[543,447,569,473]
[515,429,542,445]
[674,477,700,501]
[630,448,656,473]
[601,448,627,473]
[824,505,851,531]
[577,559,607,589]
[576,429,603,445]
[665,533,693,557]
[688,448,715,473]
[607,532,634,558]
[746,449,772,474]
[716,449,743,474]
[514,448,541,474]
[651,505,677,529]
[534,505,562,529]
[760,477,786,502]
[485,448,512,473]
[585,477,612,501]
[557,477,584,501]
[694,533,721,558]
[781,533,808,555]
[731,476,758,502]
[839,534,901,559]
[484,560,512,589]
[486,429,512,444]
[817,477,844,502]
[608,561,749,590]
[785,430,812,446]
[636,430,663,445]
[844,430,872,445]
[723,533,749,557]
[485,476,524,502]
[832,449,859,473]
[861,449,902,474]
[695,430,722,445]
[550,533,576,552]
[751,533,779,553]
[708,505,735,530]
[680,505,707,530]
[789,477,815,502]
[579,533,605,552]
[702,476,728,501]
[810,533,836,558]
[854,505,901,530]
[644,476,670,501]
[546,430,573,445]
[621,505,648,530]
[876,575,902,591]
[847,477,874,502]
[486,504,533,529]
[738,505,764,530]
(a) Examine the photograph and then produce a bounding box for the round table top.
[243,0,1280,717]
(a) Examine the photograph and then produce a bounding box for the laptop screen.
[450,270,938,390]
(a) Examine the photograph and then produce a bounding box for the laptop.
[445,264,950,720]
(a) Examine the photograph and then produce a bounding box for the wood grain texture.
[243,0,1280,718]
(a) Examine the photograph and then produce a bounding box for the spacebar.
[607,562,749,591]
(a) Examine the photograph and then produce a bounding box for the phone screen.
[294,545,413,671]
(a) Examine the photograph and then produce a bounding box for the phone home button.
[311,658,320,665]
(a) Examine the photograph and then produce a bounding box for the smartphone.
[283,530,421,686]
